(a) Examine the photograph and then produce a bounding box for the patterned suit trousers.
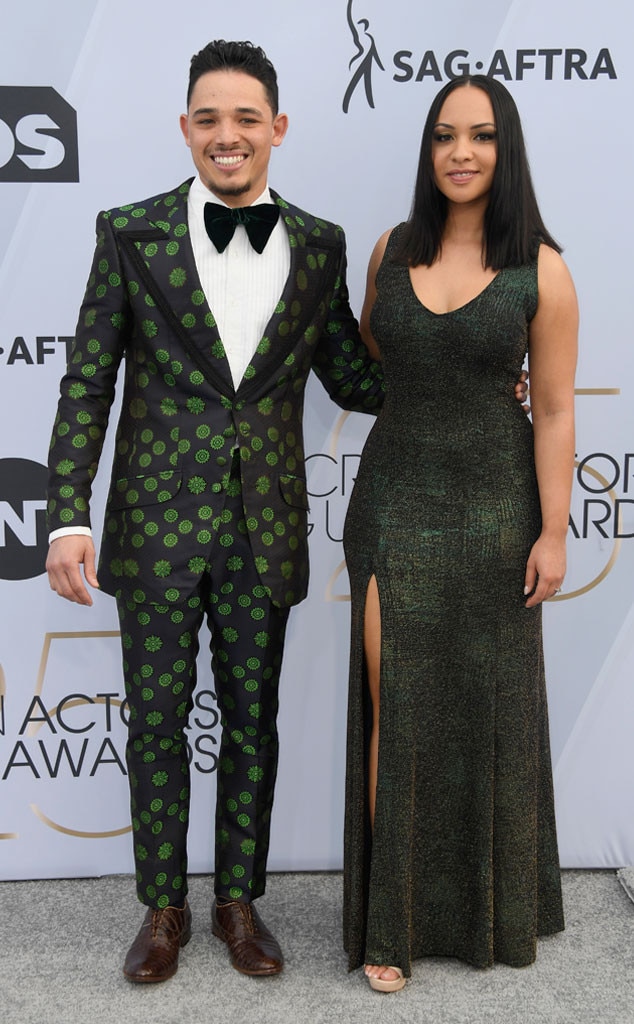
[116,456,289,909]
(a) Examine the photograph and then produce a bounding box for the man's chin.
[206,180,251,199]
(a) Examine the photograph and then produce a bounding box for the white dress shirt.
[188,175,290,388]
[49,177,291,542]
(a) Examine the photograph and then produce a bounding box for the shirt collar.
[189,175,272,214]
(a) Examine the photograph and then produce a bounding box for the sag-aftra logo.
[342,0,617,113]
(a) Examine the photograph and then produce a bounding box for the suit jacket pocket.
[108,470,182,510]
[279,474,309,511]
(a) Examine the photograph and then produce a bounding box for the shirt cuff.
[49,526,93,543]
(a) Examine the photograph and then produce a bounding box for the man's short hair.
[187,40,279,114]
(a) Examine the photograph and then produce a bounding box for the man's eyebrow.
[191,106,264,117]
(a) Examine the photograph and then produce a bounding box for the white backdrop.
[0,0,632,879]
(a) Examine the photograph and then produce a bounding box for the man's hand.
[515,369,529,413]
[46,535,99,606]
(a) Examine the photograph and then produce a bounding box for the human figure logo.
[342,0,385,113]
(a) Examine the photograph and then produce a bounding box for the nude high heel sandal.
[366,966,406,992]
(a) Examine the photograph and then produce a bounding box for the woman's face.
[431,85,498,207]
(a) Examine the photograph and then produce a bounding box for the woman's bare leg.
[363,575,402,986]
[364,574,381,829]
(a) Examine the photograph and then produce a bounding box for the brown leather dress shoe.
[211,899,283,976]
[123,901,192,983]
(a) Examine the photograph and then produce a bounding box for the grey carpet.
[618,867,634,906]
[1,871,633,1024]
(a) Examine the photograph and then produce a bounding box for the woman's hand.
[523,532,566,607]
[514,369,529,413]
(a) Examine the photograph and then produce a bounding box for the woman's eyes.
[433,131,497,143]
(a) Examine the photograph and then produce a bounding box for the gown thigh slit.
[362,573,382,830]
[342,225,564,977]
[362,573,383,703]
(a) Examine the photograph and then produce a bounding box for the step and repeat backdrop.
[1,0,632,879]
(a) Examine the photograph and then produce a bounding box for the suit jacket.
[47,180,384,607]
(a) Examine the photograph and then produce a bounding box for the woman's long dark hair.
[394,75,561,269]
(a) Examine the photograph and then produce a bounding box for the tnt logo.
[0,87,79,182]
[0,459,48,580]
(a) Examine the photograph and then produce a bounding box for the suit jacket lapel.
[118,179,236,397]
[117,182,341,403]
[235,191,342,402]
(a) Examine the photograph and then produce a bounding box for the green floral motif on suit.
[46,180,385,909]
[48,180,385,609]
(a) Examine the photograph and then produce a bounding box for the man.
[46,39,384,983]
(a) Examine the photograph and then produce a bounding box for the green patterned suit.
[47,179,384,909]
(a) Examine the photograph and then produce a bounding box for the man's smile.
[212,153,248,167]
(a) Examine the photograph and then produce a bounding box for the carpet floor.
[1,870,633,1024]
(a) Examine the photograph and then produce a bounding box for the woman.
[342,75,577,991]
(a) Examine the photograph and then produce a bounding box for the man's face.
[180,69,288,207]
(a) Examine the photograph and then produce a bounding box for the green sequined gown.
[343,226,564,975]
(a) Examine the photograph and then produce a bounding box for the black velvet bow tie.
[204,202,280,254]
